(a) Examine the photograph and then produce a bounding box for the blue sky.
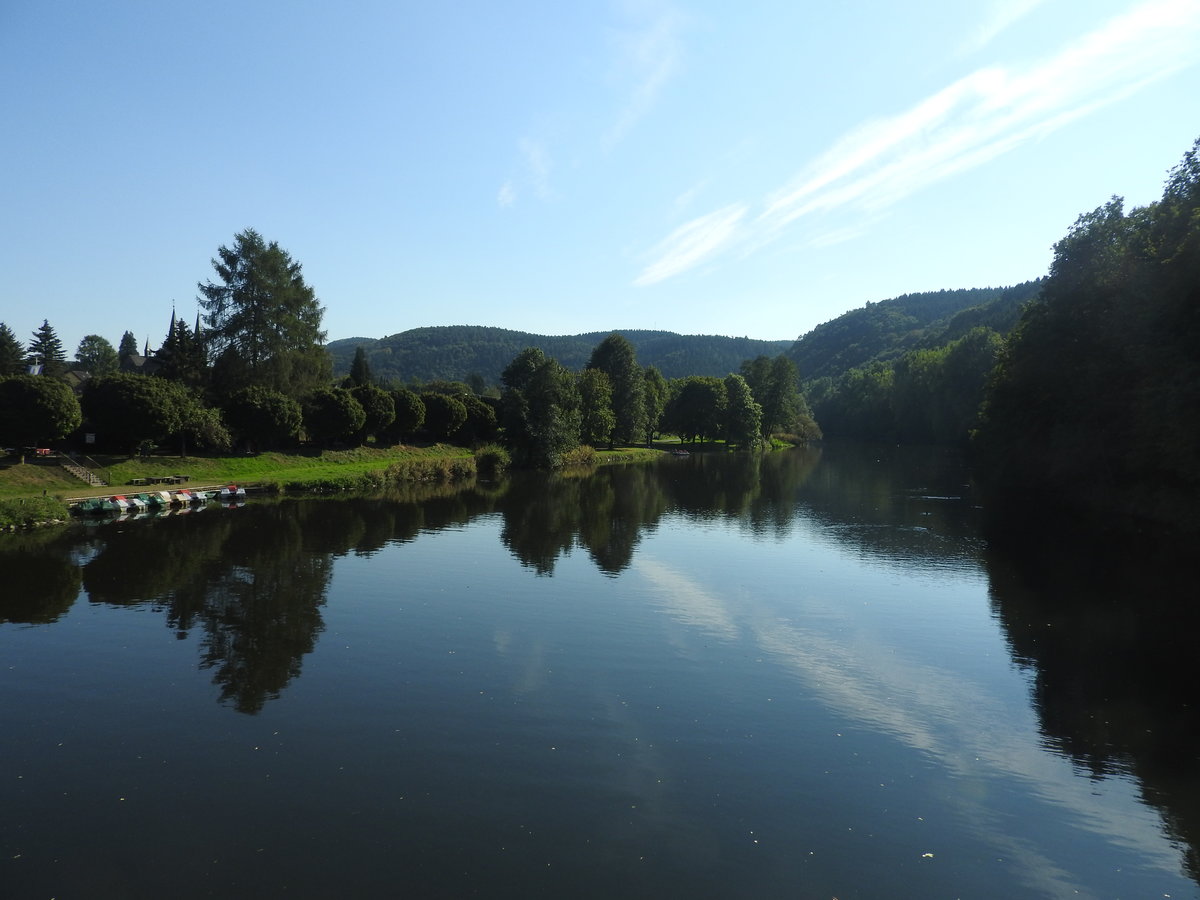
[2,0,1197,358]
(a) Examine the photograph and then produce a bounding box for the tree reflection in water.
[2,446,1195,882]
[985,518,1200,884]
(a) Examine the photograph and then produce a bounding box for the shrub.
[473,443,511,478]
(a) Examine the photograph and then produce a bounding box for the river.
[1,443,1196,899]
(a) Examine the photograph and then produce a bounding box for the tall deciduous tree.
[587,333,645,446]
[74,335,120,376]
[722,373,763,449]
[642,366,668,445]
[198,228,330,397]
[28,320,67,379]
[578,368,616,447]
[500,348,581,466]
[665,376,725,443]
[81,374,192,455]
[0,375,82,459]
[0,323,26,375]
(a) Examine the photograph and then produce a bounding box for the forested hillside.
[327,326,791,385]
[975,138,1200,531]
[790,281,1042,445]
[788,283,1041,382]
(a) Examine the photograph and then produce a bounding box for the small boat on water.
[218,484,246,502]
[74,489,216,516]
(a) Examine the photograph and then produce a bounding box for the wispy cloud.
[519,137,552,200]
[496,137,553,208]
[603,2,685,149]
[635,0,1200,287]
[959,0,1048,55]
[634,203,746,286]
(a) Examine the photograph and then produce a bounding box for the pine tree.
[118,331,139,364]
[0,322,27,375]
[28,320,67,378]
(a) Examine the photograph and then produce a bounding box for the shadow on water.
[983,510,1200,883]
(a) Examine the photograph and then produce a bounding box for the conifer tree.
[0,322,26,375]
[27,320,67,379]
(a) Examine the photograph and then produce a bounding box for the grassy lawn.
[0,445,474,501]
[0,442,677,503]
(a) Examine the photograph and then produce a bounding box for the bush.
[560,445,598,467]
[0,496,71,529]
[473,443,511,478]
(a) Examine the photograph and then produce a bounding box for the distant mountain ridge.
[327,326,793,385]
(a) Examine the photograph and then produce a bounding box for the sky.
[2,0,1198,358]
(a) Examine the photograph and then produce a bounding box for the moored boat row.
[73,484,248,516]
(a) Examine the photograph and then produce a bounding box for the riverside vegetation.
[3,135,1199,532]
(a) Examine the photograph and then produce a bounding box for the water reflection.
[985,520,1200,883]
[1,446,1198,895]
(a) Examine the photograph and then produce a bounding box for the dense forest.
[326,327,792,386]
[974,139,1200,531]
[792,281,1043,445]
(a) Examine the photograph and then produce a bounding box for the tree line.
[1,228,819,465]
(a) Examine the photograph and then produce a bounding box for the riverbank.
[0,443,667,530]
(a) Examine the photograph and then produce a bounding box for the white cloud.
[602,3,685,149]
[497,180,516,208]
[634,0,1200,287]
[634,203,746,286]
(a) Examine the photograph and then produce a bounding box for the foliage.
[587,333,646,445]
[222,386,303,449]
[27,320,68,379]
[350,384,396,442]
[198,228,330,397]
[348,345,373,387]
[975,137,1200,529]
[789,283,1040,383]
[664,376,725,443]
[154,315,208,387]
[0,375,83,454]
[420,392,468,441]
[326,326,792,386]
[177,401,232,454]
[722,374,763,449]
[0,496,71,529]
[642,366,668,444]
[454,393,498,446]
[740,354,819,441]
[118,331,139,363]
[0,323,29,375]
[578,368,616,447]
[499,348,582,467]
[74,334,120,376]
[81,373,193,454]
[303,387,366,446]
[473,443,511,478]
[383,388,425,442]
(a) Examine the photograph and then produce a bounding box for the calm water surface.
[1,444,1196,899]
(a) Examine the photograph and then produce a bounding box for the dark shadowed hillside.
[327,326,792,385]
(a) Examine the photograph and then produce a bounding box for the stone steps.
[61,462,107,487]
